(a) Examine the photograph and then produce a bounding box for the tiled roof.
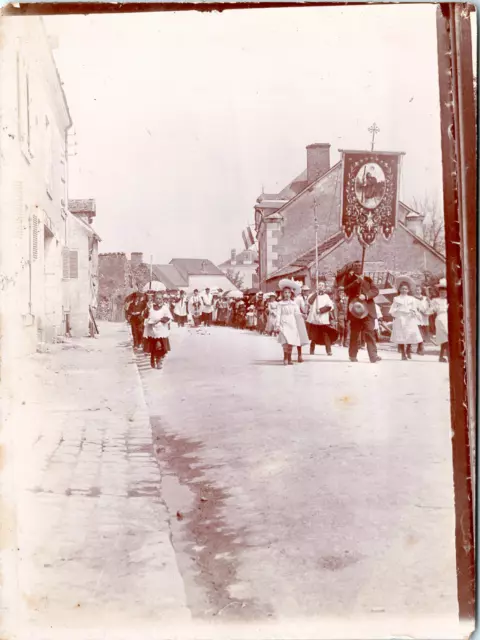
[170,258,225,277]
[290,231,345,269]
[278,168,308,199]
[265,264,303,280]
[152,264,188,289]
[266,232,345,282]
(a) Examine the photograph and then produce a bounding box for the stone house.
[66,199,101,336]
[218,249,259,290]
[97,253,134,321]
[0,16,73,356]
[255,143,445,292]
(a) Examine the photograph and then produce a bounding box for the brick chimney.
[131,252,143,269]
[306,143,331,185]
[231,249,237,265]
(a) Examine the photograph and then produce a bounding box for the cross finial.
[368,122,380,151]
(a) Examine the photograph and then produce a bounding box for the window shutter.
[69,250,78,279]
[32,214,39,260]
[62,248,70,279]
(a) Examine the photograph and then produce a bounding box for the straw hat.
[278,278,301,295]
[349,300,368,320]
[394,274,416,293]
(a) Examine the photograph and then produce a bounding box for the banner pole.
[360,245,366,275]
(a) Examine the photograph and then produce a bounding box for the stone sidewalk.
[1,323,190,639]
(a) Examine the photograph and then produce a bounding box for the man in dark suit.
[343,261,382,363]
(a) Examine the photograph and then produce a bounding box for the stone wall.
[98,253,131,321]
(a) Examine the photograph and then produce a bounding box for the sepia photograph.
[0,2,476,639]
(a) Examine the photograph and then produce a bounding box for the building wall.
[0,16,71,355]
[258,160,442,289]
[273,166,342,273]
[218,262,257,289]
[98,253,132,321]
[313,227,445,279]
[66,217,99,337]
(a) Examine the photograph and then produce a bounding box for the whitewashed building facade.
[0,16,98,361]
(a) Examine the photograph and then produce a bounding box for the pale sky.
[45,4,445,264]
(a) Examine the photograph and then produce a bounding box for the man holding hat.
[343,261,381,363]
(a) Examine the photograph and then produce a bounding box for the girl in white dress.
[265,295,279,335]
[275,280,309,365]
[430,278,449,362]
[389,282,422,360]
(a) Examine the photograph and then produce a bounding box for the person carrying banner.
[342,261,382,363]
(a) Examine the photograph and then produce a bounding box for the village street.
[3,322,461,639]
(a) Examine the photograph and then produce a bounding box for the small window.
[69,250,79,279]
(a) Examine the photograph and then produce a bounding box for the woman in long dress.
[430,278,449,362]
[389,282,422,360]
[216,297,229,326]
[275,280,309,365]
[413,284,431,355]
[144,293,173,369]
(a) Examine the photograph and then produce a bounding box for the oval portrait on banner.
[354,162,386,210]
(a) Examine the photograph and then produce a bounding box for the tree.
[226,268,244,290]
[412,195,446,255]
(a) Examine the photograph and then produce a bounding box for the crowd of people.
[125,261,449,369]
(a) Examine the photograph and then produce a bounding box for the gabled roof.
[69,210,101,241]
[278,168,308,199]
[152,264,188,289]
[399,201,424,219]
[266,231,345,282]
[265,223,445,284]
[399,221,446,261]
[170,258,225,277]
[262,161,343,223]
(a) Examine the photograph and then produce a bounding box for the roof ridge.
[398,221,446,260]
[262,161,343,221]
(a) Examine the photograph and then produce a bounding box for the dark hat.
[349,300,368,320]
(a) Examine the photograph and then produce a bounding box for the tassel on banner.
[340,150,404,248]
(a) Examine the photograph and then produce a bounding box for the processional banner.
[340,150,403,247]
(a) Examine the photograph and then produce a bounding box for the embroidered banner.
[341,151,403,247]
